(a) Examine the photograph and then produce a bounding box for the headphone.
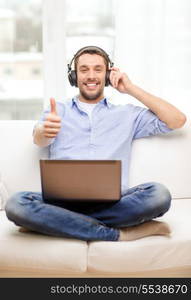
[67,46,114,87]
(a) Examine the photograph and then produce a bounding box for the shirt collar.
[71,96,112,109]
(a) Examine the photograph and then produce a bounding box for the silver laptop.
[40,160,121,202]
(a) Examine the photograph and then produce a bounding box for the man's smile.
[83,82,100,90]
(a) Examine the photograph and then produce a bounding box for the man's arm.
[110,67,186,129]
[33,98,61,147]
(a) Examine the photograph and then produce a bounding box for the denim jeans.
[5,182,171,241]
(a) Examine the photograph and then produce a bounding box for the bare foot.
[19,227,32,233]
[119,220,171,241]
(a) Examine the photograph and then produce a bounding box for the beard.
[78,81,105,101]
[79,88,104,101]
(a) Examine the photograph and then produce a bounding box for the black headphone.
[67,46,114,87]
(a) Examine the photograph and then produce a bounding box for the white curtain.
[43,0,191,114]
[43,0,67,107]
[114,0,191,113]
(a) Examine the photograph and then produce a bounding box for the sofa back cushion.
[0,119,190,209]
[129,119,191,198]
[0,121,47,209]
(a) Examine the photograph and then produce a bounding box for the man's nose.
[87,70,96,79]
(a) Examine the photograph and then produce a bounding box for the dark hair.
[74,47,109,70]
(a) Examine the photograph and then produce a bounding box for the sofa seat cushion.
[1,199,191,277]
[88,199,191,275]
[0,211,87,276]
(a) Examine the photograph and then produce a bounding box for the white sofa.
[0,119,191,278]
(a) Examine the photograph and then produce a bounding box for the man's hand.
[110,67,186,129]
[43,98,61,138]
[110,67,133,94]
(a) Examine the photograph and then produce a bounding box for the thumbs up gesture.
[43,98,61,138]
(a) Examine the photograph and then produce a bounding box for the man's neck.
[79,95,105,104]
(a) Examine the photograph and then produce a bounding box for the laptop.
[40,160,121,203]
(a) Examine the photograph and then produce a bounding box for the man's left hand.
[109,67,133,94]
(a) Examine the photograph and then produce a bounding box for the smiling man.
[5,46,186,241]
[77,53,106,102]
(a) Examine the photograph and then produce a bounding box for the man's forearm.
[127,84,186,129]
[33,124,54,147]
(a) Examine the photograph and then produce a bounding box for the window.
[4,67,13,75]
[0,0,43,120]
[113,0,191,110]
[65,0,116,99]
[43,0,116,106]
[1,0,189,119]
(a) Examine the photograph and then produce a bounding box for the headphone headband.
[67,46,114,87]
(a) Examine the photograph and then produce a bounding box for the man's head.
[68,46,113,103]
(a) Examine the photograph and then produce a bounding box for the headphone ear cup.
[105,70,111,86]
[68,70,77,87]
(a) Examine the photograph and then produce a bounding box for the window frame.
[42,0,67,108]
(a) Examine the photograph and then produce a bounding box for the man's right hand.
[43,98,61,138]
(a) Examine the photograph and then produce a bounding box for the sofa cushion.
[88,199,191,275]
[0,211,87,276]
[0,179,9,210]
[129,120,191,198]
[1,199,191,277]
[0,121,48,200]
[0,120,191,203]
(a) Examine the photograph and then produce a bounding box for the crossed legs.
[5,182,171,241]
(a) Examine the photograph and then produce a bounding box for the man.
[5,46,186,241]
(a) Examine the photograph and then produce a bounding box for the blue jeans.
[5,182,171,241]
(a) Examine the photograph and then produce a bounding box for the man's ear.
[105,70,111,86]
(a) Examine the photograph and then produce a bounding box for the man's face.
[76,53,107,103]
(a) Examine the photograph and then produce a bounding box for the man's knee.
[5,192,27,221]
[151,182,172,213]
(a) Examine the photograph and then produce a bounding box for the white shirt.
[77,100,97,123]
